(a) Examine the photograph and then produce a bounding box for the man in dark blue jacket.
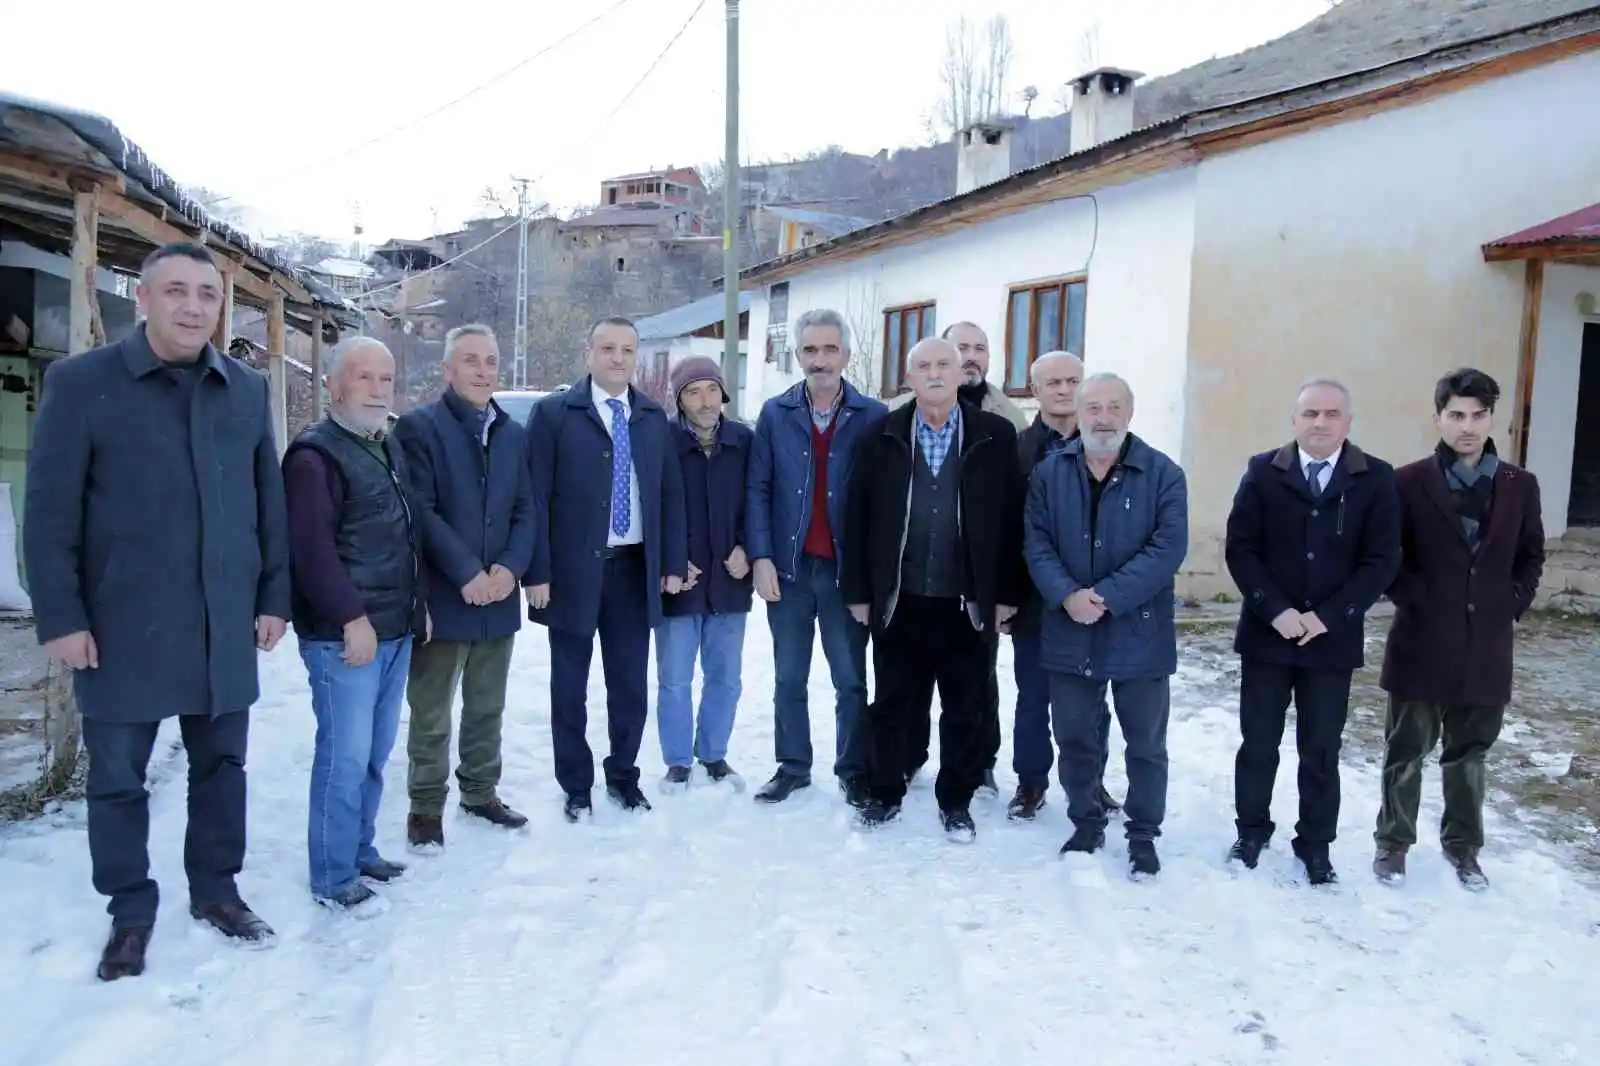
[1025,373,1188,880]
[656,357,754,791]
[746,308,887,807]
[525,317,688,821]
[392,325,535,848]
[1225,378,1400,885]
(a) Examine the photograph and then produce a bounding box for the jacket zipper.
[885,420,985,628]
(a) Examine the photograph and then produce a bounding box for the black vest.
[287,419,420,642]
[902,442,963,598]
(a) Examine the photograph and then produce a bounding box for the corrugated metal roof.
[0,90,360,328]
[634,292,751,340]
[763,205,876,238]
[1487,202,1600,248]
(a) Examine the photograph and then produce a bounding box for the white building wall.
[1527,264,1600,537]
[741,168,1198,459]
[1181,47,1600,586]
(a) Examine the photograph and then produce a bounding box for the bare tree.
[1055,22,1104,113]
[1020,85,1039,118]
[931,14,1014,139]
[842,278,884,396]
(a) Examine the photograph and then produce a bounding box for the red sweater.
[802,422,836,559]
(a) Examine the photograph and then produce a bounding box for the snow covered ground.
[2,612,1598,1066]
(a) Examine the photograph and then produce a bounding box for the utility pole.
[721,0,742,419]
[512,176,532,390]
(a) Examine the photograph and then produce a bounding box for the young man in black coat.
[24,243,289,980]
[842,337,1026,842]
[1374,368,1544,890]
[1224,377,1401,885]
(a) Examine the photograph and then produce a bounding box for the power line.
[211,0,638,203]
[356,0,713,301]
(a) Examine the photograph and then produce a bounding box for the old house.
[731,0,1600,605]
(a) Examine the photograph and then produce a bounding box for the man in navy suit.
[524,317,688,821]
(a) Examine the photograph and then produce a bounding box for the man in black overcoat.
[1224,377,1400,885]
[24,242,290,980]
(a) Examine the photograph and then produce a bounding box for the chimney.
[955,120,1015,196]
[1068,67,1144,151]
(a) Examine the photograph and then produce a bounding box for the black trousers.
[870,595,992,811]
[905,634,1001,775]
[548,546,651,795]
[1234,659,1352,847]
[82,710,250,930]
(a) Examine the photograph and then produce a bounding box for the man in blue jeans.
[747,308,887,807]
[656,357,754,789]
[1007,352,1119,821]
[284,337,425,910]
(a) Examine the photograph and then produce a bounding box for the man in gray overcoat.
[24,242,291,981]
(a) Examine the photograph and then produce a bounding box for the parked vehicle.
[491,385,568,426]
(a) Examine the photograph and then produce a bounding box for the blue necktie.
[1308,460,1329,497]
[607,398,631,536]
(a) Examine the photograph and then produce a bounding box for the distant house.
[760,205,876,257]
[632,292,751,410]
[730,0,1600,605]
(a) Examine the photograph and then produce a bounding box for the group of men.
[23,240,1543,984]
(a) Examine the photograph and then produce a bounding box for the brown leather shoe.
[190,900,274,942]
[407,813,444,850]
[97,925,153,981]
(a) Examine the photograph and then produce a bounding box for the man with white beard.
[1024,373,1188,880]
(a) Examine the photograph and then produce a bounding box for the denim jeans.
[655,612,748,767]
[766,554,870,780]
[300,635,412,898]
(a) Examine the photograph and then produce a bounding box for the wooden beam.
[0,151,124,195]
[311,315,327,421]
[267,293,289,456]
[69,188,104,354]
[213,268,235,352]
[1483,240,1600,264]
[1510,259,1545,467]
[95,189,282,305]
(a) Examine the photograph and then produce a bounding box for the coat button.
[602,450,610,458]
[593,549,602,558]
[1467,603,1475,612]
[1094,539,1102,548]
[1306,551,1315,560]
[1311,509,1319,517]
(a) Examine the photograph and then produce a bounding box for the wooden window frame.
[881,300,937,398]
[1002,274,1088,397]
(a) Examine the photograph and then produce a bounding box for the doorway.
[1567,322,1600,527]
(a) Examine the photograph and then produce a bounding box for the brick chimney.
[1068,67,1144,151]
[956,120,1015,196]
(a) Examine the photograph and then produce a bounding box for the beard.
[957,380,988,407]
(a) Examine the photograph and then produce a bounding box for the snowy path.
[2,613,1598,1066]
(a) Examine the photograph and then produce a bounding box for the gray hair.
[793,308,852,354]
[444,323,498,362]
[324,335,392,381]
[1081,370,1133,405]
[1030,349,1083,383]
[1296,376,1353,413]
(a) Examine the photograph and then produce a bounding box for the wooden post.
[69,185,104,353]
[1510,259,1545,467]
[311,315,327,421]
[267,292,288,456]
[212,268,235,353]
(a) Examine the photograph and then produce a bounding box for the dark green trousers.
[1374,696,1505,854]
[405,636,515,817]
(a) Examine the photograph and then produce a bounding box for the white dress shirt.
[1298,443,1342,494]
[592,379,643,546]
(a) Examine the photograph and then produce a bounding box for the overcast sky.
[9,0,1329,247]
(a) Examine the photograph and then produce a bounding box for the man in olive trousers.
[393,324,535,848]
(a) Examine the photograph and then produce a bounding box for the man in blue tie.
[524,317,688,822]
[1223,378,1400,885]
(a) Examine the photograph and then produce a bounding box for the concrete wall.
[744,167,1199,461]
[1182,49,1600,594]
